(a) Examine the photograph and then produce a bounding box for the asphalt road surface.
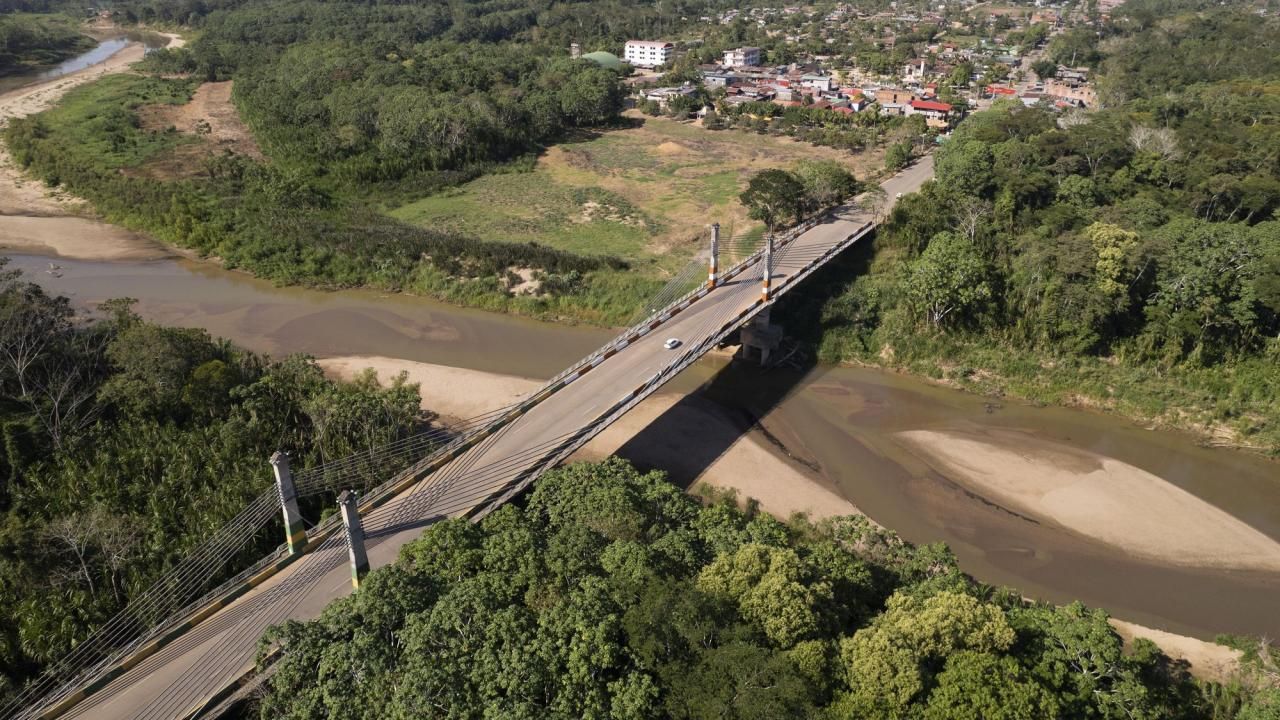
[53,155,935,720]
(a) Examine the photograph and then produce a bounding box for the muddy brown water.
[8,252,1278,640]
[703,365,1280,640]
[8,254,610,377]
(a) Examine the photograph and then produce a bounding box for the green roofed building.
[580,51,623,71]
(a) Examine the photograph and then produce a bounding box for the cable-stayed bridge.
[6,157,933,720]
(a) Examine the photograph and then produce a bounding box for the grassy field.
[391,112,884,278]
[15,74,197,171]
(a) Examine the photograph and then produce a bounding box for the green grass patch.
[390,173,658,261]
[17,74,197,171]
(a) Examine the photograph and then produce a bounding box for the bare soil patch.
[135,81,262,178]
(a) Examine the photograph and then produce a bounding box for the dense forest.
[779,3,1280,451]
[0,259,425,702]
[256,458,1280,719]
[0,12,94,77]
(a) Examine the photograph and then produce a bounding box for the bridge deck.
[54,157,934,720]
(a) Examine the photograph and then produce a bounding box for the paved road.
[54,156,935,720]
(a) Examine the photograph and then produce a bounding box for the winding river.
[1,42,1277,643]
[6,252,1278,640]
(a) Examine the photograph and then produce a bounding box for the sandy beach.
[0,32,180,261]
[1109,619,1243,684]
[897,428,1280,573]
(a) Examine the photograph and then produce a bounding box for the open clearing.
[135,80,263,179]
[391,112,884,271]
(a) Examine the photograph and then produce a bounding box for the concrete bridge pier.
[338,491,369,589]
[270,452,307,555]
[739,308,784,366]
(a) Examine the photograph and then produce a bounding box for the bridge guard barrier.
[29,200,887,720]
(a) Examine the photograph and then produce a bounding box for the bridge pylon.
[270,452,307,555]
[761,233,773,302]
[338,491,369,589]
[708,223,720,289]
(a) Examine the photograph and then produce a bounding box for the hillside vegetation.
[258,458,1280,719]
[780,2,1280,452]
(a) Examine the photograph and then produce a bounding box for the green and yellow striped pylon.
[338,490,369,589]
[270,452,307,555]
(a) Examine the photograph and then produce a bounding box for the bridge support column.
[270,452,307,555]
[740,308,784,366]
[338,491,369,589]
[761,234,773,302]
[708,223,720,289]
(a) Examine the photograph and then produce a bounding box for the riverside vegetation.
[0,12,93,78]
[777,0,1280,452]
[255,458,1280,720]
[1,0,761,326]
[0,259,426,704]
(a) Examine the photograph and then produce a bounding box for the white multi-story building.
[624,40,674,68]
[723,46,763,67]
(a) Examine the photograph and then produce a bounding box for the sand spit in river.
[897,428,1280,573]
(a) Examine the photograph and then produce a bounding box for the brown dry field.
[394,111,889,266]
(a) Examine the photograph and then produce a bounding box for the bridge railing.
[12,202,874,720]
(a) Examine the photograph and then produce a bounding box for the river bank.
[6,250,1278,643]
[0,29,180,261]
[0,35,1277,662]
[316,354,1250,681]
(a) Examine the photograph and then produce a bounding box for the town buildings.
[723,47,763,67]
[624,40,674,68]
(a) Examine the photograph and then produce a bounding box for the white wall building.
[723,46,763,67]
[624,40,674,68]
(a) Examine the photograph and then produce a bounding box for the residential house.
[875,87,914,105]
[644,84,698,108]
[624,40,674,68]
[908,99,955,128]
[723,46,763,67]
[1043,78,1097,107]
[702,69,739,87]
[800,73,834,91]
[902,59,928,82]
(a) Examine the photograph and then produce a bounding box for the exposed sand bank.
[1110,619,1243,684]
[320,355,1249,682]
[0,214,170,261]
[0,32,176,261]
[316,355,861,521]
[897,428,1280,573]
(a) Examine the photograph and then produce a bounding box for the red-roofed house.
[908,99,956,128]
[986,85,1017,96]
